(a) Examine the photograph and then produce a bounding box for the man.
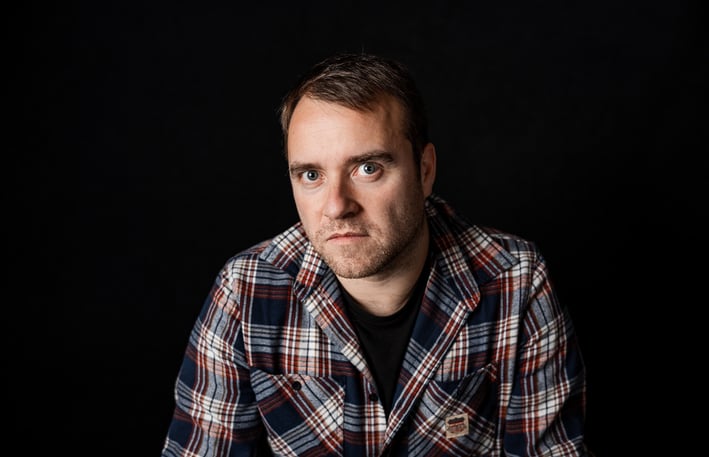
[162,52,591,456]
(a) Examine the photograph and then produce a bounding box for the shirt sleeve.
[161,264,267,456]
[504,254,592,456]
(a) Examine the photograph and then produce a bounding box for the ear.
[420,142,437,197]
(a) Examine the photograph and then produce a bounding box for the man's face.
[287,96,435,279]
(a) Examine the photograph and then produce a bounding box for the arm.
[162,266,267,457]
[504,254,591,456]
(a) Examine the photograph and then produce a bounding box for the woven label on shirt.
[445,414,469,438]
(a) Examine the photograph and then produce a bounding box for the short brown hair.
[278,53,429,161]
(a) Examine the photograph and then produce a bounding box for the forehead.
[287,96,407,161]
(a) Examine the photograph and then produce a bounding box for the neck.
[338,223,429,317]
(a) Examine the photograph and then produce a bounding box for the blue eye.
[359,162,378,175]
[303,170,319,181]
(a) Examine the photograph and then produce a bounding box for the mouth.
[326,232,367,241]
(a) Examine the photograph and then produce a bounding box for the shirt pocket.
[251,370,345,457]
[408,363,499,456]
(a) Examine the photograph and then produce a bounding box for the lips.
[326,232,366,241]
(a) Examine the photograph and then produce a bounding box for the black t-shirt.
[342,268,427,418]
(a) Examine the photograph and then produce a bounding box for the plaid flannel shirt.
[162,194,590,456]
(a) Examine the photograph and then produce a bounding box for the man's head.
[282,53,436,281]
[279,53,429,163]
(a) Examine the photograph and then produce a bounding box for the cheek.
[291,187,309,210]
[293,195,319,227]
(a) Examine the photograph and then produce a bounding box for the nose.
[323,176,358,220]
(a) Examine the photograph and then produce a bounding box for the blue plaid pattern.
[162,194,590,456]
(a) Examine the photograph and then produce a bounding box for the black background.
[9,1,705,455]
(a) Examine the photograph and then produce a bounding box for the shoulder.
[426,195,548,281]
[219,222,310,282]
[477,226,541,258]
[427,195,540,255]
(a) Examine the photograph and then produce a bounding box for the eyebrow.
[288,150,395,177]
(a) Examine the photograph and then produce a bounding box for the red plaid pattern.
[162,195,591,456]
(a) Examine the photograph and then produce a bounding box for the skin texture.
[287,96,436,316]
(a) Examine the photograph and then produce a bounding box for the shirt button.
[292,381,302,391]
[369,392,378,402]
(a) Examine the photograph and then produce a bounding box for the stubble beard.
[310,205,427,279]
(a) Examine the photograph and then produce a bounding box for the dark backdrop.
[9,1,705,455]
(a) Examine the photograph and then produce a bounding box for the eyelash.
[297,162,383,187]
[303,170,319,182]
[300,162,380,182]
[358,162,379,175]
